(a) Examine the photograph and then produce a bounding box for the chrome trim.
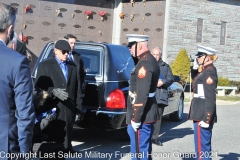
[91,110,126,115]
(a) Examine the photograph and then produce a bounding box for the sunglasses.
[197,54,206,59]
[127,42,136,49]
[59,50,69,54]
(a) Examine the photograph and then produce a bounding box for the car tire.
[169,95,184,122]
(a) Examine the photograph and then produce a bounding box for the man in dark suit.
[35,40,82,153]
[64,34,86,90]
[0,3,35,158]
[151,47,174,146]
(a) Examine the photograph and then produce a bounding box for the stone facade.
[2,0,240,81]
[119,0,166,50]
[3,0,165,70]
[166,0,240,81]
[2,0,115,69]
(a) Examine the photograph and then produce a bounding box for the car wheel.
[169,95,184,122]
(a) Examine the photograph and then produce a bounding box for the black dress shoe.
[152,139,163,146]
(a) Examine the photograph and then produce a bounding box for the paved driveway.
[68,101,240,160]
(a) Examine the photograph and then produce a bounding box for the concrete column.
[162,0,170,62]
[111,0,123,44]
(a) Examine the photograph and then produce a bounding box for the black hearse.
[32,42,184,137]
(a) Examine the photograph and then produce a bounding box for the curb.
[184,100,240,106]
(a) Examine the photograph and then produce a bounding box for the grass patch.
[216,95,240,101]
[184,98,191,102]
[184,95,240,102]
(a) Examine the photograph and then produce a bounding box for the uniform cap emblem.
[206,76,213,84]
[138,66,146,78]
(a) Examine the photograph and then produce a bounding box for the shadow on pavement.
[70,112,193,159]
[218,152,240,160]
[159,113,194,143]
[71,128,130,159]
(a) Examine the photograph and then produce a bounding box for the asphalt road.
[67,101,240,160]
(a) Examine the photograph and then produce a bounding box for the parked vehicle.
[32,41,184,137]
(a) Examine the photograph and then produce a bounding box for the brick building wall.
[165,0,240,81]
[119,0,166,50]
[2,0,239,81]
[2,0,165,70]
[1,0,115,69]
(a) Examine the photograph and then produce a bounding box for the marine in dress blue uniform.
[188,45,218,160]
[126,34,160,160]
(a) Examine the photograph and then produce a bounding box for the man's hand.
[199,121,209,128]
[157,79,163,87]
[131,120,141,132]
[52,88,68,101]
[193,57,199,70]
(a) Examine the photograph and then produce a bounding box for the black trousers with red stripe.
[193,121,214,160]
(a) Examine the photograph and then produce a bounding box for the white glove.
[193,57,199,70]
[131,120,141,132]
[199,121,209,128]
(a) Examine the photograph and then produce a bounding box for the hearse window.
[43,47,101,76]
[74,49,101,76]
[34,43,102,77]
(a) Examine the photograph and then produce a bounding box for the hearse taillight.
[106,89,126,109]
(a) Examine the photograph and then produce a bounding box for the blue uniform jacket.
[0,40,35,156]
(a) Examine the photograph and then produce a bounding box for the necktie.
[61,62,68,82]
[68,52,74,62]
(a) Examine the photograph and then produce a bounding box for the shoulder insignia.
[138,66,146,78]
[206,76,213,84]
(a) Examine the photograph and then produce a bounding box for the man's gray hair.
[0,3,16,32]
[152,47,162,55]
[153,47,162,53]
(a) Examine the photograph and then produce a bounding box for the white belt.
[129,91,155,104]
[129,91,155,98]
[193,93,205,99]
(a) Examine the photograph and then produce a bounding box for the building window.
[196,18,203,43]
[220,21,226,45]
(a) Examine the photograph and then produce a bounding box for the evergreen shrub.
[218,77,240,93]
[229,80,240,93]
[218,76,230,86]
[170,48,191,84]
[218,76,230,94]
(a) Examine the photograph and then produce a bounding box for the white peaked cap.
[196,45,217,56]
[126,34,150,43]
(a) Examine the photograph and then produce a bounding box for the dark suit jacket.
[155,59,174,106]
[71,51,86,88]
[0,41,35,156]
[35,57,81,145]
